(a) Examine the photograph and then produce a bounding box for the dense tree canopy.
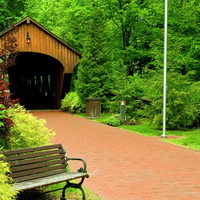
[1,0,200,129]
[0,0,26,31]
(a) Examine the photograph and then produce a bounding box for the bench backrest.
[3,144,67,183]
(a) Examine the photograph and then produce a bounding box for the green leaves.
[145,70,200,129]
[61,91,84,113]
[6,104,55,149]
[0,152,18,200]
[1,0,199,129]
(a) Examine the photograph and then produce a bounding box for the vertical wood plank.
[0,18,81,74]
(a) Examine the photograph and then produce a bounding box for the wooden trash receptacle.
[85,98,101,119]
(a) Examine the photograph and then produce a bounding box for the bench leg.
[60,177,86,200]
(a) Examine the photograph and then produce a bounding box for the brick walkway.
[31,110,200,200]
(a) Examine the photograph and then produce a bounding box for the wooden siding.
[0,17,81,74]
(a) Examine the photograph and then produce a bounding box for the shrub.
[144,71,200,129]
[0,104,6,128]
[109,74,145,120]
[5,104,55,150]
[61,91,84,113]
[0,152,18,200]
[103,115,121,127]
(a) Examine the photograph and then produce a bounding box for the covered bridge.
[0,16,81,109]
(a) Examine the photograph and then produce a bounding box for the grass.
[76,113,113,123]
[76,113,200,152]
[47,182,103,200]
[17,182,103,200]
[119,123,200,151]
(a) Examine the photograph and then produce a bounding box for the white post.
[162,0,168,138]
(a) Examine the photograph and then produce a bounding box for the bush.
[0,104,6,128]
[0,152,18,200]
[109,74,145,120]
[103,115,121,127]
[0,103,14,142]
[144,71,200,129]
[61,91,84,113]
[4,104,55,150]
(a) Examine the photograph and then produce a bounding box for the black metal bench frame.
[3,144,89,200]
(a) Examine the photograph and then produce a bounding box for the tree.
[106,0,153,75]
[75,1,114,110]
[0,0,27,31]
[144,70,200,129]
[149,0,200,79]
[5,0,199,124]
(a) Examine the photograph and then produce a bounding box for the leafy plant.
[144,70,200,129]
[103,115,121,127]
[109,73,146,121]
[0,104,6,128]
[4,104,55,150]
[61,91,84,113]
[0,152,18,200]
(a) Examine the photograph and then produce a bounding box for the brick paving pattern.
[31,111,200,200]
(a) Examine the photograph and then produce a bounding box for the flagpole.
[162,0,168,138]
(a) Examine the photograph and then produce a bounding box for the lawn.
[17,182,103,200]
[119,122,200,152]
[76,113,200,152]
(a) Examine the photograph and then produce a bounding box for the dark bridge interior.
[8,52,65,109]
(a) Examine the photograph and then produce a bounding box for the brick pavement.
[31,110,200,200]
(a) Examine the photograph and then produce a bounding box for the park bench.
[3,143,89,200]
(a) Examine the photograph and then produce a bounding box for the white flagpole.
[162,0,168,138]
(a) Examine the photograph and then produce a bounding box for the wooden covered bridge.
[0,16,81,109]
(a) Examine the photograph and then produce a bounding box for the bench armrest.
[65,157,88,173]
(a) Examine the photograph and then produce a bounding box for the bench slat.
[10,164,66,178]
[13,169,67,183]
[11,158,65,172]
[5,149,63,162]
[14,172,89,191]
[4,144,63,156]
[9,154,64,167]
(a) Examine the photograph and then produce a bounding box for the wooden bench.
[3,144,89,200]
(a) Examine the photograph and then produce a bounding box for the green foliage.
[1,0,199,130]
[0,104,6,128]
[0,27,19,142]
[0,152,18,200]
[61,91,84,113]
[103,115,121,127]
[75,2,115,111]
[0,0,26,31]
[109,73,146,120]
[3,104,55,150]
[144,71,200,129]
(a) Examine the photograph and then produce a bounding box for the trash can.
[85,98,101,119]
